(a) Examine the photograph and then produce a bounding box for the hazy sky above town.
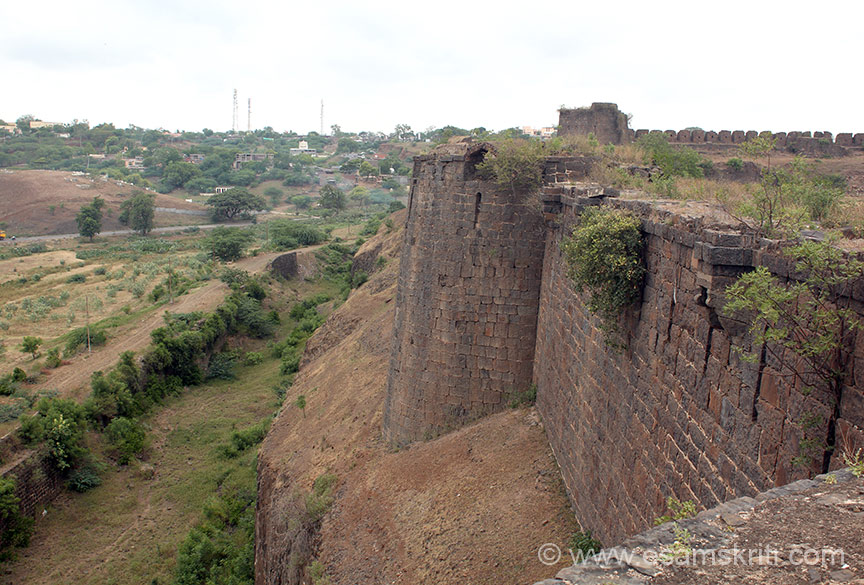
[2,0,862,135]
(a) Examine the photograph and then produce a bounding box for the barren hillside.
[0,170,207,236]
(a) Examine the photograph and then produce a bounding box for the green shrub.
[637,133,708,178]
[64,327,107,356]
[45,347,62,368]
[105,417,148,464]
[218,420,270,459]
[93,266,107,276]
[270,221,327,249]
[172,486,255,585]
[477,138,545,194]
[280,350,301,375]
[0,375,18,397]
[654,497,697,525]
[67,465,102,492]
[149,284,166,302]
[207,352,237,380]
[561,207,645,347]
[509,383,537,408]
[0,477,34,561]
[351,270,368,288]
[360,217,382,236]
[569,530,603,559]
[66,273,86,284]
[305,473,337,521]
[243,351,263,366]
[726,157,744,171]
[0,403,25,423]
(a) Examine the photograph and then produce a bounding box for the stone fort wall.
[383,144,864,545]
[382,141,548,443]
[559,102,864,156]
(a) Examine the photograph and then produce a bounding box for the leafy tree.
[358,160,378,178]
[119,192,156,235]
[263,186,284,206]
[207,226,254,261]
[318,185,346,211]
[336,138,361,154]
[291,195,312,209]
[393,123,413,141]
[349,186,370,208]
[206,187,266,221]
[184,176,217,194]
[162,160,201,190]
[340,158,362,172]
[76,196,105,241]
[20,336,42,359]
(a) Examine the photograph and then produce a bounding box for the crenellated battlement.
[559,102,864,157]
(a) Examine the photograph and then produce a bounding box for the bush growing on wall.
[0,477,34,561]
[477,138,545,195]
[561,207,645,347]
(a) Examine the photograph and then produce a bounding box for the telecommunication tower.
[232,89,239,133]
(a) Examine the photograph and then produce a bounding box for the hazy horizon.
[2,0,862,135]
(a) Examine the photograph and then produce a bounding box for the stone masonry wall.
[382,141,547,444]
[558,103,630,146]
[558,103,863,156]
[1,448,63,518]
[533,193,864,546]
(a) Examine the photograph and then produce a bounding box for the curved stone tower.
[382,140,547,444]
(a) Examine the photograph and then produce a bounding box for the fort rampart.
[559,103,864,157]
[383,143,864,544]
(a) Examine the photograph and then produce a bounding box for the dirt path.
[32,248,311,401]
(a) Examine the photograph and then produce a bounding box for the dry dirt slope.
[256,211,577,585]
[0,169,206,236]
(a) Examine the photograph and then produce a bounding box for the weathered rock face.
[558,103,631,145]
[382,141,547,445]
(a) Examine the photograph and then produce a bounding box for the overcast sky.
[2,0,862,135]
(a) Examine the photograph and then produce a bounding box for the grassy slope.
[2,267,340,585]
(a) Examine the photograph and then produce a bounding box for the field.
[0,170,208,237]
